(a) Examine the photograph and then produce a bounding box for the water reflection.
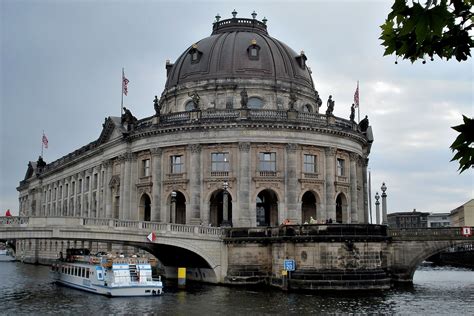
[0,262,472,315]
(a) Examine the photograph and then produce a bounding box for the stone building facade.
[17,14,373,232]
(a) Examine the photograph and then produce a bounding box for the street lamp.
[171,191,177,224]
[375,192,380,225]
[380,183,388,225]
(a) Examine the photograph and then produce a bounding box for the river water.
[0,262,473,315]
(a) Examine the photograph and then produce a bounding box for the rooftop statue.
[153,95,161,116]
[350,104,355,122]
[315,91,323,110]
[188,91,201,109]
[359,115,369,132]
[240,88,248,108]
[288,90,297,110]
[326,95,335,116]
[121,107,138,125]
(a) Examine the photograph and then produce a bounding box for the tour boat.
[0,248,15,262]
[52,248,163,297]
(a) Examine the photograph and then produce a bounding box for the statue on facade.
[326,95,335,115]
[153,95,161,116]
[188,91,200,109]
[315,90,323,111]
[240,88,248,108]
[121,107,138,127]
[359,115,369,132]
[350,103,355,122]
[288,90,297,110]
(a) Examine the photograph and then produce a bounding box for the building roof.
[164,16,314,90]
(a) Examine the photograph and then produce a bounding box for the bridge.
[1,216,472,289]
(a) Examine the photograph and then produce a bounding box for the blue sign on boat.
[284,259,295,271]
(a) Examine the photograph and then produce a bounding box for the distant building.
[427,213,450,228]
[449,199,474,227]
[387,209,429,228]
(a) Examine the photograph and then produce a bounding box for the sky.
[1,0,472,219]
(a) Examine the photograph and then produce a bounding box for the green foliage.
[450,115,474,173]
[380,0,473,62]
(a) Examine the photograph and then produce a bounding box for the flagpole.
[121,68,124,115]
[41,130,44,158]
[357,81,360,123]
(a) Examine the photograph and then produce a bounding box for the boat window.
[86,269,90,279]
[81,268,85,278]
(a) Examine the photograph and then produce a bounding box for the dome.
[164,16,314,90]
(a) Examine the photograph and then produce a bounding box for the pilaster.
[349,153,358,223]
[325,147,336,221]
[286,143,298,222]
[238,142,252,226]
[151,148,162,221]
[188,144,201,224]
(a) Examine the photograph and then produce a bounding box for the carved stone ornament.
[150,148,163,157]
[189,144,201,153]
[349,152,359,161]
[239,142,251,152]
[109,175,120,188]
[325,147,337,156]
[286,143,297,152]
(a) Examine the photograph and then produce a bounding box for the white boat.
[0,248,15,262]
[52,248,163,297]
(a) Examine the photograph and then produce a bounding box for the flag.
[354,81,359,108]
[42,133,48,149]
[5,209,11,216]
[122,71,129,96]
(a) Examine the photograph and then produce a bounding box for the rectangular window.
[211,153,229,172]
[93,173,98,190]
[142,159,151,177]
[259,152,276,171]
[85,176,90,191]
[78,179,82,193]
[337,158,345,176]
[250,47,258,57]
[71,182,75,195]
[171,155,184,173]
[304,154,317,173]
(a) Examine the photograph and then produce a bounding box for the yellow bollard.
[178,267,186,288]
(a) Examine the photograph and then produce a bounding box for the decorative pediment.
[24,161,36,180]
[97,117,122,145]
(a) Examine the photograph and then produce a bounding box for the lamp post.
[171,191,177,224]
[221,180,231,227]
[381,183,388,225]
[375,192,380,225]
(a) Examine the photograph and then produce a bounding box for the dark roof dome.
[164,12,314,90]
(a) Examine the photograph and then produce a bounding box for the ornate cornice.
[349,152,359,161]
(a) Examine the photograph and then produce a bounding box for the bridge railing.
[0,216,225,238]
[226,224,388,239]
[389,227,473,240]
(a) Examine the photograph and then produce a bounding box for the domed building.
[18,12,373,238]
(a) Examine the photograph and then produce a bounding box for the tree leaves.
[380,0,473,62]
[450,115,474,173]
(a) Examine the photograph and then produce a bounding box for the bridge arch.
[392,240,473,282]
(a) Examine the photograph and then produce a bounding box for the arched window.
[185,100,195,111]
[188,44,202,64]
[302,104,313,113]
[247,97,263,109]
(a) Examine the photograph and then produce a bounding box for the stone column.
[104,161,113,218]
[375,192,381,225]
[286,143,298,222]
[381,183,388,225]
[362,157,369,223]
[325,147,336,221]
[188,144,201,224]
[238,142,251,226]
[129,154,139,220]
[349,153,358,223]
[151,148,162,222]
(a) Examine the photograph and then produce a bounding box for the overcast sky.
[1,0,472,219]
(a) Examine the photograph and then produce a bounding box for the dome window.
[185,100,196,111]
[296,50,307,69]
[247,39,261,60]
[303,104,313,113]
[188,44,203,64]
[248,97,263,109]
